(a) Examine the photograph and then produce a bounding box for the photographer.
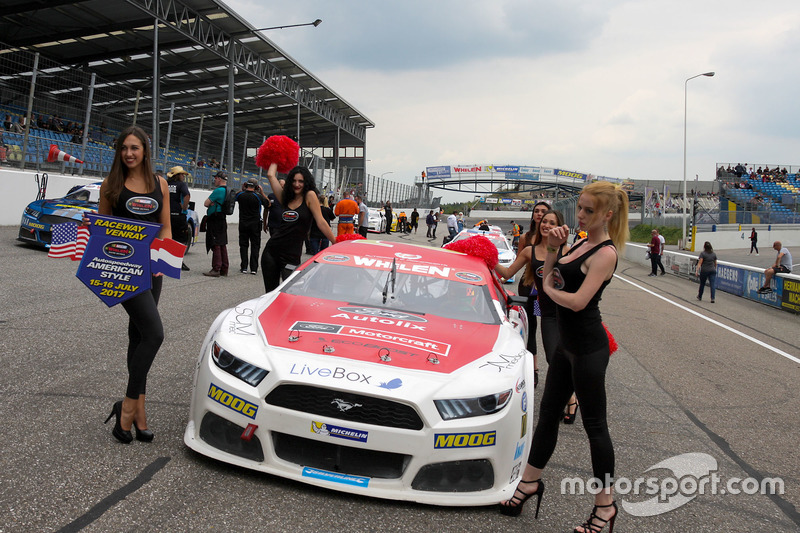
[236,178,268,275]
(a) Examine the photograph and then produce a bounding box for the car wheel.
[185,221,195,252]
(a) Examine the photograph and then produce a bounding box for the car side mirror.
[506,294,528,308]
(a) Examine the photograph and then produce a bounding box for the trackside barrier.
[624,243,800,314]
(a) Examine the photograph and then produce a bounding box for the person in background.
[757,241,793,293]
[384,202,393,234]
[202,171,229,277]
[334,191,359,236]
[696,241,717,303]
[165,166,192,271]
[356,194,369,238]
[236,178,267,275]
[647,229,664,276]
[410,208,420,234]
[446,210,459,239]
[749,227,758,255]
[426,210,435,238]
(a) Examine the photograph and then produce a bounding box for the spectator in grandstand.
[196,158,205,168]
[35,114,46,130]
[696,241,718,303]
[11,115,25,134]
[749,228,759,255]
[758,242,793,293]
[188,157,196,167]
[3,115,11,130]
[334,191,359,236]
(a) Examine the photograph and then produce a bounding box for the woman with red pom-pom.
[500,181,628,533]
[260,163,337,292]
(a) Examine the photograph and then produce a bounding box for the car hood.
[34,198,97,220]
[255,292,508,374]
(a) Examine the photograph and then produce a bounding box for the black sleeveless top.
[111,175,164,224]
[555,239,616,354]
[531,245,564,318]
[265,198,313,265]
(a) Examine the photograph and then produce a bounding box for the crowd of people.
[718,163,795,182]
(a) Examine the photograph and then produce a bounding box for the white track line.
[614,274,800,365]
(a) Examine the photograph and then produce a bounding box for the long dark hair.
[282,165,318,206]
[704,241,713,253]
[524,209,565,286]
[103,125,155,205]
[523,201,551,246]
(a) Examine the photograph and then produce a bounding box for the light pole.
[682,71,715,249]
[254,19,322,31]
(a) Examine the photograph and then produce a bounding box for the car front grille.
[265,384,424,430]
[40,214,78,226]
[272,431,409,479]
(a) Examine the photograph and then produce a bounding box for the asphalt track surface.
[1,221,798,533]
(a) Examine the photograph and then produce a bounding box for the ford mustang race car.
[446,228,517,283]
[19,182,199,249]
[18,182,102,246]
[185,239,534,506]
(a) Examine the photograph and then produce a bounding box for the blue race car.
[18,182,102,247]
[18,182,199,249]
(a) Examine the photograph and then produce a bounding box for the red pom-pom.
[255,135,300,174]
[603,323,618,355]
[443,235,499,269]
[336,233,366,243]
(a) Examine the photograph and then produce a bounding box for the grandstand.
[0,1,422,207]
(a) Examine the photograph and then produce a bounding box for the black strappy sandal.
[499,478,545,517]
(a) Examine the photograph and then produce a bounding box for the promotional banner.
[76,214,161,307]
[715,264,745,296]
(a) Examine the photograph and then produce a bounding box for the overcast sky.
[227,0,800,199]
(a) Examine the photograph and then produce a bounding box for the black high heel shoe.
[132,420,154,442]
[563,401,579,424]
[573,501,617,533]
[499,478,544,517]
[104,401,133,444]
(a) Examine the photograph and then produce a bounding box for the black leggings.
[528,337,614,486]
[540,315,559,364]
[261,248,298,293]
[121,276,164,399]
[750,241,758,254]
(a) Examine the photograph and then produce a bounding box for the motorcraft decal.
[302,467,370,487]
[311,421,368,443]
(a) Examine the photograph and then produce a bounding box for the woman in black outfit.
[99,125,171,444]
[500,181,628,533]
[261,163,337,292]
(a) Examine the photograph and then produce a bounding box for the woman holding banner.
[98,125,171,444]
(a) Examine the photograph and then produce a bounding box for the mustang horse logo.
[331,398,362,412]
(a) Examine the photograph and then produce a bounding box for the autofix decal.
[207,383,258,419]
[434,431,496,449]
[311,421,368,443]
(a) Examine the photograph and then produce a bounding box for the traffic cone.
[47,144,84,164]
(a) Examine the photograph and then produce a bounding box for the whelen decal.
[434,431,496,449]
[316,254,485,285]
[302,467,370,487]
[311,421,369,443]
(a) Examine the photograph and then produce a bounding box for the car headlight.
[211,342,268,387]
[25,207,41,218]
[434,390,513,420]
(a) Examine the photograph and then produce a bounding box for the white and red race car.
[184,239,534,506]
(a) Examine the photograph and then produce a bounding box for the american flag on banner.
[48,223,90,260]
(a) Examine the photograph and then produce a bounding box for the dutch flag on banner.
[150,238,187,279]
[48,223,90,260]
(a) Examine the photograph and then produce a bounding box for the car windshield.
[282,262,499,324]
[453,232,510,252]
[64,186,100,204]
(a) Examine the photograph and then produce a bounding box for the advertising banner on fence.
[715,264,745,296]
[744,270,782,308]
[780,278,800,312]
